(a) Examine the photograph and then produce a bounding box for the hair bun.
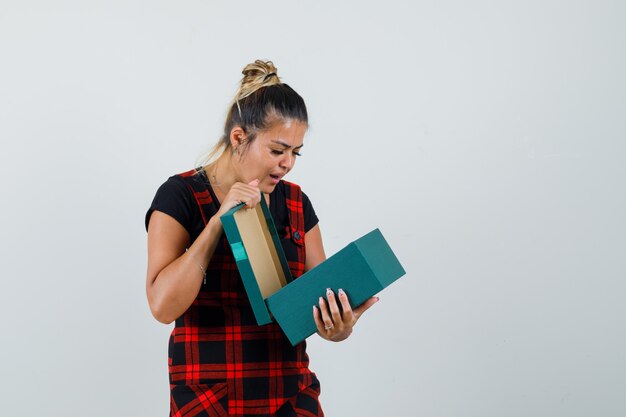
[237,60,281,101]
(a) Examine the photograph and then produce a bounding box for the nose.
[279,152,295,171]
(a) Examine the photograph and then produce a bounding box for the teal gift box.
[220,197,406,346]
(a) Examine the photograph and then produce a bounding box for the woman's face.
[234,119,307,193]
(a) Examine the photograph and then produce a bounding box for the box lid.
[220,196,293,325]
[266,228,406,345]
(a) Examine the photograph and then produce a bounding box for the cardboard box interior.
[234,205,289,299]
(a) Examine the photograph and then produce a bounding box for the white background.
[1,1,625,416]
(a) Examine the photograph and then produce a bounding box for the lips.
[268,173,283,184]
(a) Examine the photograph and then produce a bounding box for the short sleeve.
[302,191,319,232]
[145,176,196,234]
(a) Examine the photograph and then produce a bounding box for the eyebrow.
[272,140,304,149]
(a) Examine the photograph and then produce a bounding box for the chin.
[259,184,277,194]
[260,184,277,194]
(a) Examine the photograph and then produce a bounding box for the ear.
[229,126,247,150]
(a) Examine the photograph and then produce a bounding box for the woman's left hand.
[313,288,379,342]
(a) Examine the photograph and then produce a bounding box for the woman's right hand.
[216,179,262,217]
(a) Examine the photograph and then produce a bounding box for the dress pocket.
[170,382,228,417]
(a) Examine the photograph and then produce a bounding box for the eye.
[271,149,284,155]
[293,151,302,157]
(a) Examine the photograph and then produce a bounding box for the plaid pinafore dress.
[168,169,323,417]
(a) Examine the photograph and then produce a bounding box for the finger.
[225,198,245,211]
[245,189,262,208]
[228,185,260,208]
[337,288,355,325]
[325,288,342,328]
[353,296,379,319]
[318,296,334,331]
[235,196,251,208]
[313,306,328,337]
[233,184,260,208]
[248,179,260,186]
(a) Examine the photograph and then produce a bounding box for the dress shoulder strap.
[176,168,214,226]
[282,180,306,277]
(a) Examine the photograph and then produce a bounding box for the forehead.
[257,120,307,147]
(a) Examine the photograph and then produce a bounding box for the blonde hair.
[197,60,307,167]
[237,60,281,102]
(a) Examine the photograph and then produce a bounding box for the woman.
[145,60,378,417]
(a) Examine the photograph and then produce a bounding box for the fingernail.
[338,288,345,296]
[313,305,317,312]
[326,288,332,296]
[319,297,324,304]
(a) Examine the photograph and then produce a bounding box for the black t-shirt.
[145,172,319,246]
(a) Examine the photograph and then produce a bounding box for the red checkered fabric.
[282,179,306,278]
[167,169,323,417]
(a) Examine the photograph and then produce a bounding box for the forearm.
[148,216,223,323]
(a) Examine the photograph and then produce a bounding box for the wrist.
[207,215,223,233]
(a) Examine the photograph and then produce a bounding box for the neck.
[206,153,238,192]
[205,153,271,205]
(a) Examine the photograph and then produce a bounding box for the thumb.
[248,179,260,186]
[354,296,379,318]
